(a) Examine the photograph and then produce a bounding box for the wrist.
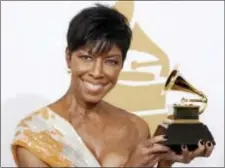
[157,160,174,168]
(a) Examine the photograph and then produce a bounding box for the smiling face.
[66,44,123,104]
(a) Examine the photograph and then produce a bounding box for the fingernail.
[181,145,186,149]
[200,140,204,145]
[163,135,168,139]
[207,142,212,147]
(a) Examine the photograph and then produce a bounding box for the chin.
[83,95,103,104]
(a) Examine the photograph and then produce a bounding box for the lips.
[83,81,104,93]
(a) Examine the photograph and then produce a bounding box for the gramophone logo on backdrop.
[104,1,170,132]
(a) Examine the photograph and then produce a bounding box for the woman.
[11,4,214,167]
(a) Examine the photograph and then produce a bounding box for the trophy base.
[164,123,215,155]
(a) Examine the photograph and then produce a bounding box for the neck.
[64,86,102,119]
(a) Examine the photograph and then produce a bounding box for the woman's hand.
[124,135,170,167]
[160,140,215,164]
[154,118,215,167]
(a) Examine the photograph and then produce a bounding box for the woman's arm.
[17,147,49,167]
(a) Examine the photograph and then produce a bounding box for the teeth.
[84,82,103,91]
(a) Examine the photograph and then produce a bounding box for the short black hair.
[66,4,132,62]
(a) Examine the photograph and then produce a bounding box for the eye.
[105,59,119,65]
[79,55,93,61]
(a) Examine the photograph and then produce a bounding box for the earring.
[67,69,71,74]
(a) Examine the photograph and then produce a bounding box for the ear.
[65,47,71,69]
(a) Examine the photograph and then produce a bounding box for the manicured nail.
[199,140,204,145]
[163,135,168,140]
[181,145,186,149]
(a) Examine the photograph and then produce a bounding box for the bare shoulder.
[125,110,151,140]
[17,147,49,167]
[104,102,151,140]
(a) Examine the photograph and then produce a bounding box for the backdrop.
[1,1,224,167]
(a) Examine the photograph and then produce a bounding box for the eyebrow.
[105,54,122,58]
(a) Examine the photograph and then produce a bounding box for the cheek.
[70,65,87,88]
[71,59,89,77]
[104,67,121,84]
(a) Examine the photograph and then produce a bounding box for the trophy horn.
[164,68,208,114]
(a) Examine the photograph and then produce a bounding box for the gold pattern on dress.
[23,130,63,153]
[51,113,56,119]
[17,122,29,128]
[38,108,50,120]
[14,130,21,137]
[50,129,64,137]
[12,129,72,167]
[17,115,33,127]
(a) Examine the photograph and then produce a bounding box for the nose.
[89,59,104,79]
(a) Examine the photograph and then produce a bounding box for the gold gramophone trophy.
[163,68,215,154]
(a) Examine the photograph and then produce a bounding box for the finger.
[181,145,189,156]
[160,148,190,163]
[204,141,215,157]
[181,145,193,163]
[143,154,157,164]
[160,150,183,163]
[148,143,170,154]
[144,135,167,147]
[141,154,158,166]
[146,155,161,167]
[142,140,153,148]
[192,140,206,157]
